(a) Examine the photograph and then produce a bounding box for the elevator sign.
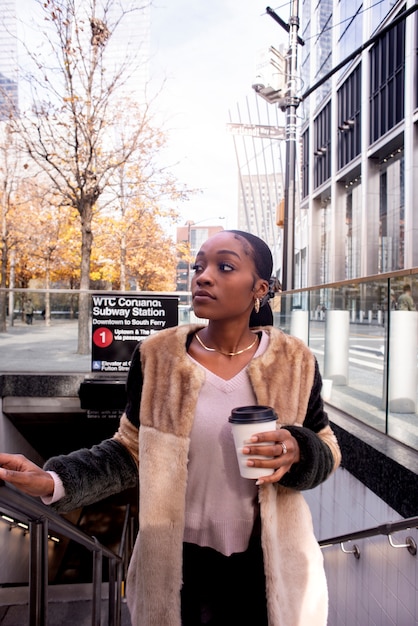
[91,294,179,372]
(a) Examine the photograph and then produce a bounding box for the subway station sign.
[91,294,179,373]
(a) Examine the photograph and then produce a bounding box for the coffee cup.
[228,405,278,479]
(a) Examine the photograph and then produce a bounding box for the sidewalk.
[0,319,91,374]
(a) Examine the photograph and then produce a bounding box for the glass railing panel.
[386,275,418,449]
[308,288,327,376]
[279,284,389,434]
[0,289,87,373]
[1,276,417,451]
[7,289,79,324]
[278,274,418,451]
[325,279,388,435]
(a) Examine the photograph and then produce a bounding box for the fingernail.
[255,479,264,486]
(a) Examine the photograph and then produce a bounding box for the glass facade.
[273,272,418,450]
[345,180,362,279]
[300,0,333,115]
[300,0,311,120]
[313,0,333,105]
[314,101,331,188]
[292,1,418,448]
[2,274,417,451]
[0,0,18,117]
[337,65,361,169]
[338,0,363,63]
[300,0,416,286]
[320,201,332,284]
[371,0,399,34]
[301,129,309,199]
[379,153,404,272]
[369,12,405,144]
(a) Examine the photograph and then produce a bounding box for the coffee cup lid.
[228,405,277,423]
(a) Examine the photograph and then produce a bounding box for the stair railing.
[319,515,418,559]
[0,479,133,626]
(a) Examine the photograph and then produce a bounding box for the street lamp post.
[254,4,302,291]
[282,0,301,292]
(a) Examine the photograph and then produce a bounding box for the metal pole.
[29,519,47,626]
[92,539,103,626]
[282,0,300,291]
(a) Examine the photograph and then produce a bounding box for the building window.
[338,64,361,169]
[369,14,405,144]
[345,180,362,279]
[379,153,404,272]
[320,200,331,284]
[338,0,363,63]
[0,73,18,119]
[313,1,333,106]
[295,247,307,290]
[314,102,331,188]
[371,0,402,34]
[190,228,209,257]
[302,129,309,198]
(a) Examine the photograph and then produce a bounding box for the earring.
[254,298,260,314]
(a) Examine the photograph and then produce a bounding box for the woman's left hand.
[242,429,299,485]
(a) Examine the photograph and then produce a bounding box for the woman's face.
[191,231,268,322]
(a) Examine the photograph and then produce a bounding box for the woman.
[0,230,341,626]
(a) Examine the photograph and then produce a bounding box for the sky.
[15,0,290,231]
[148,0,289,230]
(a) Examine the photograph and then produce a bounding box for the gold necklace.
[195,332,259,357]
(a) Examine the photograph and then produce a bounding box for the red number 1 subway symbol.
[93,327,113,348]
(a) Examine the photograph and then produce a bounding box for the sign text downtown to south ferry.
[91,294,179,373]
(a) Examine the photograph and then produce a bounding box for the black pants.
[181,532,268,626]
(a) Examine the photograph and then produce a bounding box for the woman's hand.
[242,429,300,485]
[0,453,54,498]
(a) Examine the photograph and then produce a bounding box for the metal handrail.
[1,268,417,296]
[279,267,418,295]
[319,516,418,557]
[0,480,132,626]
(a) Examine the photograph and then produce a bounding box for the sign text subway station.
[91,294,179,372]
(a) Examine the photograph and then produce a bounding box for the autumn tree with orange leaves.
[0,123,27,332]
[93,204,178,292]
[12,0,191,353]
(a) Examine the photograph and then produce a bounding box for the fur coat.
[46,324,341,626]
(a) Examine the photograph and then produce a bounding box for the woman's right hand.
[0,453,54,498]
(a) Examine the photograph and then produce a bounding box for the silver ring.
[280,441,288,455]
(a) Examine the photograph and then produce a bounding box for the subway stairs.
[0,492,137,626]
[0,583,132,626]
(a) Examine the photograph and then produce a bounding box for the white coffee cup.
[228,405,278,479]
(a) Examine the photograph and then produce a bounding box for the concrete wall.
[305,468,417,626]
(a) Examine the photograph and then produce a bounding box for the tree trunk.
[0,292,6,332]
[8,248,15,327]
[45,258,51,327]
[0,250,7,333]
[77,209,93,354]
[0,204,7,332]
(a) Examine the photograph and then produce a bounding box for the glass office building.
[299,0,417,286]
[0,1,18,117]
